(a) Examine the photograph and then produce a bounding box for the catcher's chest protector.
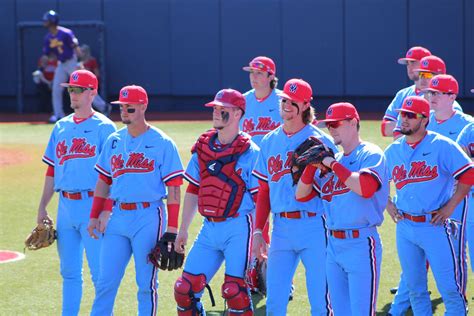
[192,130,250,219]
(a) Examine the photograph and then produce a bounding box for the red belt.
[330,229,360,239]
[279,211,317,219]
[206,213,239,223]
[402,213,427,223]
[119,202,151,210]
[62,191,94,200]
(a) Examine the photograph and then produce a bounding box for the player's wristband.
[104,198,114,212]
[332,162,351,183]
[301,164,317,184]
[167,203,180,229]
[90,196,106,219]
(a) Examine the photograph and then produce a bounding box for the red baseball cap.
[242,56,276,75]
[414,56,446,74]
[111,85,148,105]
[319,102,360,123]
[425,74,459,94]
[397,46,431,65]
[397,96,430,117]
[205,88,246,113]
[279,79,313,103]
[60,70,98,89]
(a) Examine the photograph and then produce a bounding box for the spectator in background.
[79,44,111,116]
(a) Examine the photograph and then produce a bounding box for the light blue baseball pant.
[326,227,382,316]
[468,193,474,272]
[266,213,331,316]
[396,218,466,316]
[90,201,166,316]
[56,191,101,316]
[52,57,78,119]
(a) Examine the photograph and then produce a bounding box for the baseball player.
[173,89,258,316]
[42,10,81,123]
[425,74,473,299]
[240,56,284,295]
[240,56,283,147]
[295,102,388,315]
[382,54,462,139]
[252,79,337,315]
[88,85,184,315]
[37,69,116,315]
[384,96,474,316]
[457,122,474,272]
[389,75,473,315]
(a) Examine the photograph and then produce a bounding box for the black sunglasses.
[119,106,136,113]
[67,86,92,94]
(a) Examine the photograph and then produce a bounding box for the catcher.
[174,89,259,316]
[295,102,388,315]
[24,219,57,251]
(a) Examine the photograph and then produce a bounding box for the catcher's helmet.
[43,10,59,25]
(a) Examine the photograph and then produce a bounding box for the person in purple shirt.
[42,10,82,123]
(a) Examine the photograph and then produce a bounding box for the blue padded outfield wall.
[1,0,473,113]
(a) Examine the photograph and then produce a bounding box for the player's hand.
[87,218,100,239]
[97,211,112,233]
[430,205,454,225]
[37,208,53,225]
[386,200,403,223]
[175,230,188,254]
[252,232,268,261]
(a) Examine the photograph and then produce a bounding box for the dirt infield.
[0,148,31,167]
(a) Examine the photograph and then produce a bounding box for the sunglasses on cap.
[281,98,299,107]
[67,86,93,94]
[400,112,425,119]
[425,90,454,98]
[119,105,137,113]
[418,72,434,79]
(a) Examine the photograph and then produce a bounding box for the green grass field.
[0,120,472,315]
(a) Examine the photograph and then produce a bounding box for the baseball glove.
[291,137,335,184]
[24,220,57,251]
[246,258,267,296]
[148,232,184,271]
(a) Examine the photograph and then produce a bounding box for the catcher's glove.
[24,220,57,251]
[148,232,184,271]
[291,137,335,184]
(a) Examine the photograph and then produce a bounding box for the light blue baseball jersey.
[240,89,283,147]
[384,85,463,133]
[384,131,473,214]
[42,112,116,191]
[428,110,473,141]
[253,124,337,213]
[316,142,389,230]
[457,122,474,158]
[184,133,259,216]
[95,126,184,203]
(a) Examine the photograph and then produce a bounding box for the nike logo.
[449,131,457,135]
[145,145,154,149]
[269,109,276,112]
[422,152,431,156]
[208,162,216,171]
[349,161,356,165]
[84,130,93,133]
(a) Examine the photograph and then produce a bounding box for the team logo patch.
[216,91,224,100]
[327,108,333,116]
[72,73,79,82]
[431,78,439,87]
[405,99,413,107]
[121,89,129,98]
[407,50,413,57]
[289,83,298,94]
[422,60,429,67]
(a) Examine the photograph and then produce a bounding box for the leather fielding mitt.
[291,136,335,184]
[24,220,57,250]
[246,258,267,296]
[148,232,184,271]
